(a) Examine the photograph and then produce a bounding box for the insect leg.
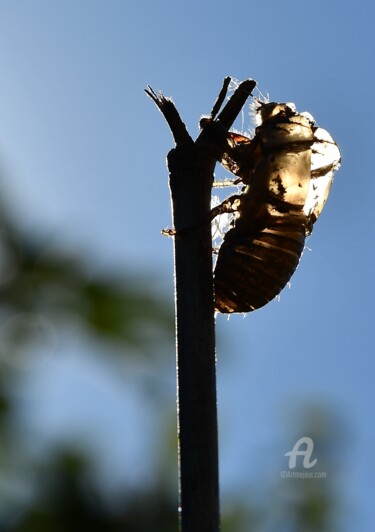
[212,177,242,188]
[210,194,242,220]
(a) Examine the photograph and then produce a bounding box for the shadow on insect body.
[213,101,341,314]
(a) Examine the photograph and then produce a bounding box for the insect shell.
[214,101,341,313]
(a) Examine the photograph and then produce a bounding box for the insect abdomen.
[214,215,306,313]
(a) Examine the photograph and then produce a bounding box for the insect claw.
[161,228,176,237]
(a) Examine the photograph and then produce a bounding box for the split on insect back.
[211,99,341,314]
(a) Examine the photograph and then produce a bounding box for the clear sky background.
[0,0,373,529]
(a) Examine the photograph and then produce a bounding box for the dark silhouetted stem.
[146,78,255,532]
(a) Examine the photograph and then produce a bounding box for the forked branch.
[146,77,255,532]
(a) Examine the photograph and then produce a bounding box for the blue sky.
[0,0,374,528]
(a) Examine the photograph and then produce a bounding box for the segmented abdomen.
[214,217,306,313]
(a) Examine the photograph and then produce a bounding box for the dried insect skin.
[214,102,340,313]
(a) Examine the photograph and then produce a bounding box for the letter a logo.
[285,436,317,469]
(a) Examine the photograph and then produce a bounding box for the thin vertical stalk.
[169,141,219,531]
[146,78,255,531]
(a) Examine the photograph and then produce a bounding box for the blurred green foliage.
[0,207,172,351]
